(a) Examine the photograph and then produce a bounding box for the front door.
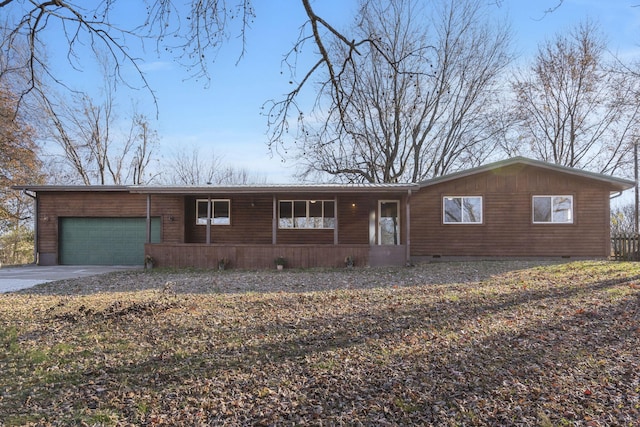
[378,200,400,245]
[369,200,405,266]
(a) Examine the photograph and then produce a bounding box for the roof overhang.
[12,157,634,195]
[12,185,130,192]
[12,183,418,195]
[129,183,418,195]
[419,157,636,193]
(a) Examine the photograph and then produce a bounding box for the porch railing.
[145,243,374,269]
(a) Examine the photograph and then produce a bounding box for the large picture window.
[533,196,573,224]
[196,199,231,225]
[279,200,335,229]
[443,196,483,224]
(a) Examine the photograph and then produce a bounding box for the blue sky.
[46,0,640,183]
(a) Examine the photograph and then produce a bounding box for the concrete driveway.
[0,265,140,293]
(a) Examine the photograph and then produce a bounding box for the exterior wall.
[36,191,183,264]
[152,191,410,268]
[182,192,408,247]
[184,195,273,244]
[338,194,378,245]
[410,164,613,259]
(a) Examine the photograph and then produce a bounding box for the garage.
[59,217,161,265]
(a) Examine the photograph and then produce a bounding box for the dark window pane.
[324,201,335,218]
[213,200,230,224]
[444,197,462,223]
[533,197,552,222]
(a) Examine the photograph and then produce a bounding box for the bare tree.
[128,114,159,185]
[285,0,512,184]
[41,84,159,185]
[509,21,640,175]
[160,146,266,185]
[611,203,637,237]
[0,0,380,139]
[161,147,224,186]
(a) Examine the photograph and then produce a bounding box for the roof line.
[12,185,130,192]
[12,157,635,193]
[12,183,419,194]
[419,156,635,191]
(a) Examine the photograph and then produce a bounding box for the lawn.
[1,261,639,426]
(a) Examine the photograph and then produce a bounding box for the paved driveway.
[0,265,140,293]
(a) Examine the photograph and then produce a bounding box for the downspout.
[406,189,411,267]
[206,195,211,245]
[22,190,38,265]
[272,195,277,245]
[334,195,338,245]
[635,139,638,235]
[146,194,151,244]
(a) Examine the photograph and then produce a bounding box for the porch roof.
[11,183,418,195]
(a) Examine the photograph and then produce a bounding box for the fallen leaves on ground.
[1,260,639,426]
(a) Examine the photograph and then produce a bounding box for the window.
[279,200,335,229]
[533,196,573,224]
[443,196,482,224]
[196,199,231,225]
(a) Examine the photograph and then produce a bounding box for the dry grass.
[1,260,639,426]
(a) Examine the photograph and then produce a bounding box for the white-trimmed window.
[196,199,231,225]
[443,196,483,224]
[279,200,335,229]
[533,195,573,224]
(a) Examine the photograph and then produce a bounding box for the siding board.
[411,164,613,258]
[37,192,182,263]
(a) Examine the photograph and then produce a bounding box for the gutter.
[610,191,623,199]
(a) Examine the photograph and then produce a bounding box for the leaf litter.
[1,260,639,426]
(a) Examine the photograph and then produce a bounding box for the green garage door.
[59,217,161,265]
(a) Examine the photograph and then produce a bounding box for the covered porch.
[136,184,415,269]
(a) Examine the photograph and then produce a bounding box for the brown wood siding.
[182,193,408,246]
[410,164,612,258]
[146,243,371,269]
[338,194,375,244]
[36,192,183,261]
[184,196,273,244]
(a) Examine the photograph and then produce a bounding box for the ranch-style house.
[14,157,634,269]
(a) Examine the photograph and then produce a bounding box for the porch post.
[334,195,338,245]
[146,194,151,244]
[206,195,211,245]
[272,195,277,244]
[405,189,411,265]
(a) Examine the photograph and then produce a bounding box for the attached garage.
[59,217,160,265]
